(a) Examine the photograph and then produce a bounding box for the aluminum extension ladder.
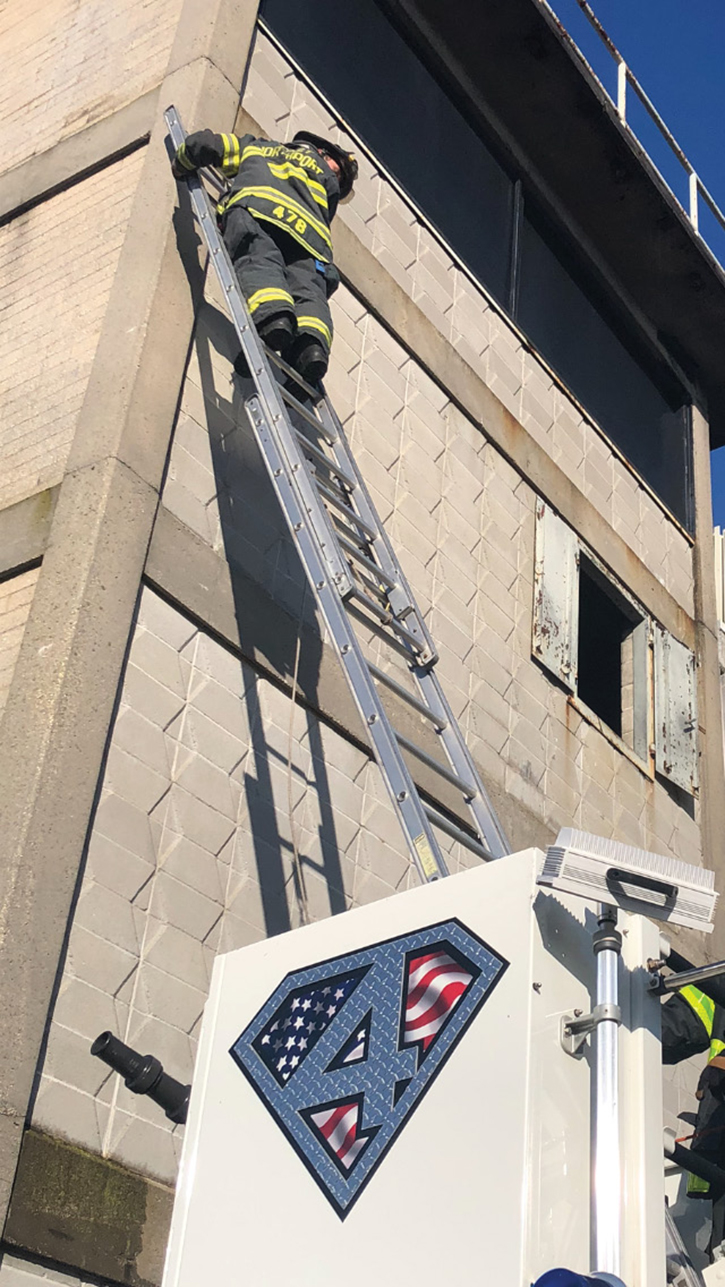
[165,106,510,883]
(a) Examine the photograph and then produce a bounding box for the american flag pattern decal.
[402,948,473,1058]
[230,919,507,1217]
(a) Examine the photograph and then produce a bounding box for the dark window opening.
[577,559,641,741]
[259,0,693,528]
[259,0,516,305]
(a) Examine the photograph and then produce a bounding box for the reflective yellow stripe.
[681,986,716,1038]
[267,162,329,208]
[297,315,332,349]
[687,1172,711,1196]
[230,185,332,247]
[710,1037,725,1061]
[241,143,281,163]
[247,287,294,314]
[175,143,195,172]
[220,133,241,176]
[219,199,331,262]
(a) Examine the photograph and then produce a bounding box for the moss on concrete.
[4,1129,173,1286]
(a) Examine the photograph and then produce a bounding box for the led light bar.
[538,829,718,932]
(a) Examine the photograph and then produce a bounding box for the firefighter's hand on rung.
[171,158,190,180]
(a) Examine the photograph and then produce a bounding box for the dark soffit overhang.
[382,0,725,447]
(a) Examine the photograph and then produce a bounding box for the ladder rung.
[294,429,356,489]
[369,663,445,726]
[348,586,393,624]
[337,533,396,589]
[164,103,510,891]
[348,589,424,651]
[278,386,332,439]
[370,665,443,724]
[423,803,492,862]
[316,480,376,540]
[330,512,368,549]
[394,730,478,798]
[265,349,325,406]
[346,602,418,660]
[352,567,391,606]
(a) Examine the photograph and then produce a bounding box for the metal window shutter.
[532,501,578,692]
[653,625,699,794]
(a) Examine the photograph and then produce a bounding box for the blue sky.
[550,0,725,528]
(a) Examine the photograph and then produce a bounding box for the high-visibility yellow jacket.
[174,131,341,263]
[663,986,725,1197]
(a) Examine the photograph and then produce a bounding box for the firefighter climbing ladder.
[165,106,510,884]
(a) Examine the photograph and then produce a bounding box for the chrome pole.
[593,906,623,1278]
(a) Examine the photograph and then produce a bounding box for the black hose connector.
[91,1031,190,1125]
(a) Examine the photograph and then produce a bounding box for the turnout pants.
[222,205,334,356]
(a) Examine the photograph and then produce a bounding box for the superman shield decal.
[230,919,507,1217]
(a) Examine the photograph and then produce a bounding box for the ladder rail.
[318,393,510,859]
[165,113,354,603]
[245,395,449,883]
[165,103,510,877]
[166,105,452,884]
[316,396,438,659]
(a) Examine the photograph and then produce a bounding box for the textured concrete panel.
[0,148,145,510]
[241,30,694,617]
[4,1130,171,1287]
[32,587,473,1184]
[164,260,701,868]
[0,568,40,721]
[0,0,183,176]
[33,570,702,1185]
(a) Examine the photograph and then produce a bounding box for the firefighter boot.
[290,338,328,385]
[257,311,296,354]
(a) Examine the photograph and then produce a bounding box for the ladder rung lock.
[347,591,422,652]
[353,576,390,609]
[346,603,414,659]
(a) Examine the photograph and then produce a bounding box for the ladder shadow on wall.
[192,300,348,934]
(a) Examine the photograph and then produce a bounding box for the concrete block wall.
[0,0,184,174]
[0,148,145,510]
[0,7,714,1272]
[0,568,40,720]
[242,30,694,618]
[32,585,474,1184]
[164,264,702,865]
[33,223,701,1184]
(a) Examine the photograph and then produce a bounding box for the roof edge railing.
[537,0,725,269]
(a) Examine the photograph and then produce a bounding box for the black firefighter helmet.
[292,131,359,198]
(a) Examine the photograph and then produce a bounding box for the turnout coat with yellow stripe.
[174,130,340,262]
[662,985,725,1197]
